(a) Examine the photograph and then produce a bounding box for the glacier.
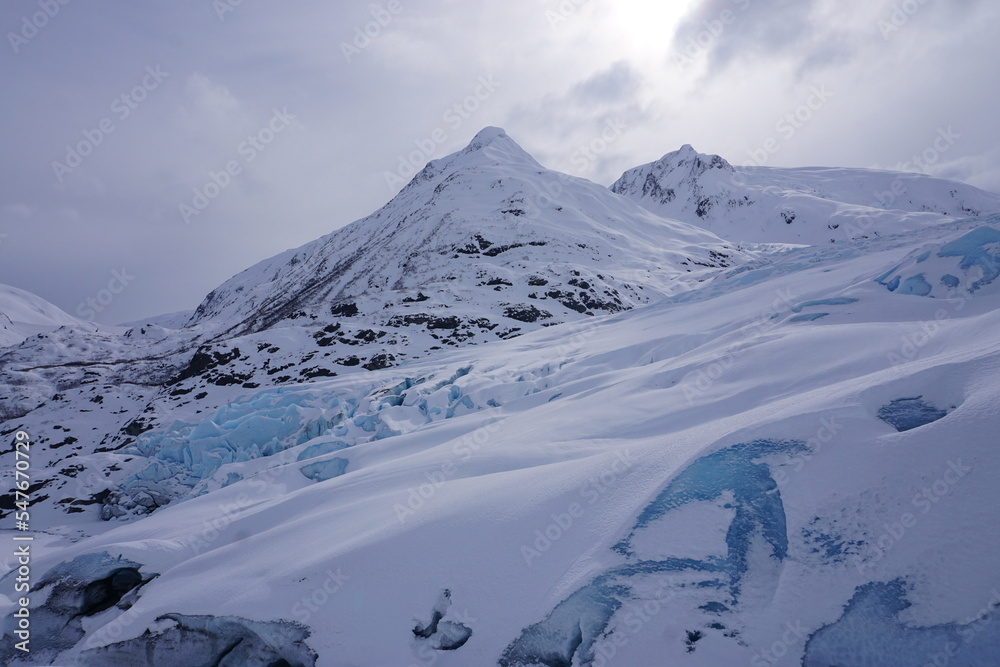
[2,128,1000,666]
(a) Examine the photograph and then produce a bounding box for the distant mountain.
[611,144,1000,244]
[0,283,89,347]
[189,127,741,336]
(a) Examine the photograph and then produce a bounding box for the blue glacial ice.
[300,458,349,482]
[877,396,949,432]
[898,274,933,296]
[77,613,316,666]
[297,440,350,461]
[874,225,1000,297]
[104,364,500,518]
[803,580,1000,667]
[941,274,961,289]
[789,313,829,322]
[413,589,474,652]
[791,298,859,313]
[937,225,1000,292]
[104,389,355,518]
[501,440,807,666]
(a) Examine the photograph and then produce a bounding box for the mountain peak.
[654,145,733,175]
[458,126,540,167]
[465,126,509,150]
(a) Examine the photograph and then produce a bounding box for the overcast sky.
[1,0,997,324]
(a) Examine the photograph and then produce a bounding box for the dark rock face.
[504,305,553,323]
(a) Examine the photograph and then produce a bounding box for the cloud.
[3,204,35,220]
[569,61,641,103]
[182,72,245,127]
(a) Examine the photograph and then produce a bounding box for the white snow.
[2,129,1000,666]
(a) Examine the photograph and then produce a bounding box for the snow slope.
[0,283,89,347]
[611,144,1000,245]
[2,129,1000,666]
[3,216,999,666]
[0,128,746,521]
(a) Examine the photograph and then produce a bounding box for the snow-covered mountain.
[3,128,1000,667]
[611,144,1000,244]
[0,128,744,521]
[0,284,89,347]
[190,127,741,336]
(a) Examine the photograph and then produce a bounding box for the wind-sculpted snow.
[803,580,1000,667]
[502,440,806,666]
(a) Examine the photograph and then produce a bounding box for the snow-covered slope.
[0,128,745,520]
[612,144,1000,244]
[190,127,741,336]
[3,129,1000,667]
[0,283,88,347]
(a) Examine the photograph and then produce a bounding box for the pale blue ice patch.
[898,274,932,296]
[502,440,807,666]
[791,298,858,313]
[789,313,829,322]
[877,397,948,432]
[803,580,1000,667]
[300,458,349,482]
[937,226,1000,292]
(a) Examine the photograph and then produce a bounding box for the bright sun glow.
[605,1,700,60]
